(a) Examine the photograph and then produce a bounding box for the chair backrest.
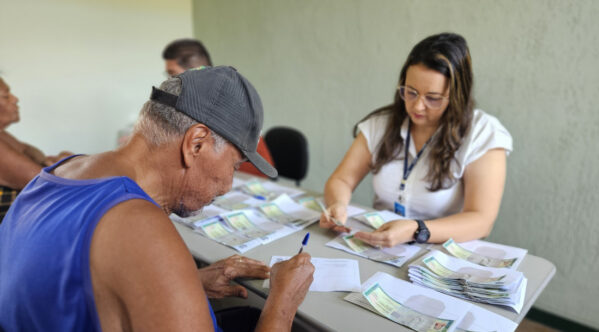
[264,126,308,186]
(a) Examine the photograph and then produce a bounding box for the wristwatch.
[413,219,430,243]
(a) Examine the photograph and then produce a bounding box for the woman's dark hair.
[353,32,474,191]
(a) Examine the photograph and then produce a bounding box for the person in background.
[0,76,71,222]
[162,38,274,178]
[320,33,512,247]
[0,67,314,331]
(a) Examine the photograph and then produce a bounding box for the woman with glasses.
[319,33,512,247]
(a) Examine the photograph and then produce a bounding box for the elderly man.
[0,67,314,331]
[162,39,274,178]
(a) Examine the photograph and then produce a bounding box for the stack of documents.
[442,238,527,270]
[408,250,527,313]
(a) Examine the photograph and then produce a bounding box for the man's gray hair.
[134,77,227,151]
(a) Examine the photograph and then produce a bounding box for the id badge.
[394,201,406,216]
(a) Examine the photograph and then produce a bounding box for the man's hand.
[255,253,315,331]
[353,219,418,248]
[197,254,270,299]
[268,253,314,311]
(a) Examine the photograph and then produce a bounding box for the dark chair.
[264,126,308,186]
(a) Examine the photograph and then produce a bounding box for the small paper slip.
[241,179,305,199]
[223,208,295,241]
[353,210,405,229]
[456,304,517,332]
[264,256,361,292]
[408,250,527,313]
[296,196,366,218]
[213,191,265,210]
[442,238,527,270]
[241,179,272,197]
[259,194,320,227]
[325,233,421,268]
[193,217,262,253]
[345,272,471,332]
[260,181,305,198]
[169,204,229,229]
[296,196,322,212]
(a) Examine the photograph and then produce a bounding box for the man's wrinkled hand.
[198,254,270,299]
[269,253,314,310]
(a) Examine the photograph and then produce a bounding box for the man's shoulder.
[91,198,191,286]
[98,198,169,235]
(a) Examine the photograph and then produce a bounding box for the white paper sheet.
[264,256,361,292]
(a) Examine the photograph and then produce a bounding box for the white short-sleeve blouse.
[357,109,513,220]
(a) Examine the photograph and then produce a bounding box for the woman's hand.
[197,254,270,299]
[353,219,418,247]
[319,202,351,233]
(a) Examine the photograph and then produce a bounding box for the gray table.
[174,215,555,331]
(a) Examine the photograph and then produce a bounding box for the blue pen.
[253,195,267,200]
[298,232,310,254]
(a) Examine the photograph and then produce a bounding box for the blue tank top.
[0,158,221,331]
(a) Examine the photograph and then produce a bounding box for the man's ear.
[181,123,211,168]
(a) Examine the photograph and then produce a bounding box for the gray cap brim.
[244,150,278,179]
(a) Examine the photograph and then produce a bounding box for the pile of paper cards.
[408,249,527,313]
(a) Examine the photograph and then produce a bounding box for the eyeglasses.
[398,85,449,109]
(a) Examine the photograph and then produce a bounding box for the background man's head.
[162,39,212,76]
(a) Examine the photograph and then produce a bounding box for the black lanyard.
[400,122,433,191]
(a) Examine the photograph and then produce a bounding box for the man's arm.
[198,254,270,299]
[91,198,314,331]
[0,138,42,188]
[90,199,217,331]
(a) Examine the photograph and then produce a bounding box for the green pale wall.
[0,0,192,154]
[193,0,599,327]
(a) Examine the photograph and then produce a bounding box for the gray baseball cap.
[150,66,277,178]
